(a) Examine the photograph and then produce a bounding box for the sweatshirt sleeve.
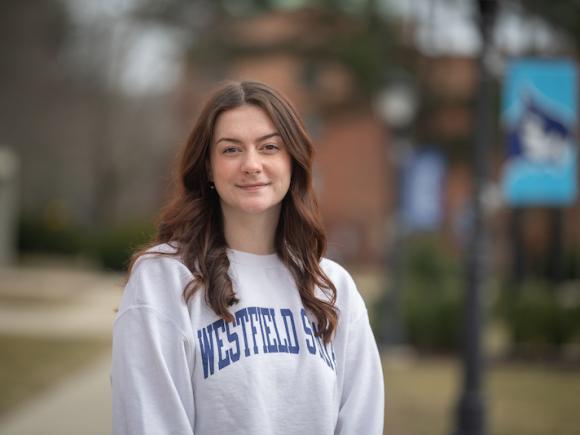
[335,310,384,434]
[111,257,196,435]
[321,259,384,434]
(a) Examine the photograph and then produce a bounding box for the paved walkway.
[0,265,124,435]
[0,354,112,435]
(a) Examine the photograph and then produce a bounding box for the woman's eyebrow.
[215,137,242,145]
[257,132,281,141]
[215,132,280,145]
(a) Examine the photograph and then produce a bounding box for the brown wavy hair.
[128,80,338,342]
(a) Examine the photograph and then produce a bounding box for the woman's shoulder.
[132,242,186,271]
[320,257,353,285]
[142,241,181,258]
[121,242,193,310]
[116,242,194,337]
[319,257,367,321]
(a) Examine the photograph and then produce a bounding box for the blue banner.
[501,58,577,206]
[402,150,445,232]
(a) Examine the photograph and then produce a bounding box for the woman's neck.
[222,209,280,255]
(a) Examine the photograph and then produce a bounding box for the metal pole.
[453,1,497,435]
[548,208,563,283]
[511,208,525,285]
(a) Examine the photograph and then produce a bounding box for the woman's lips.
[237,183,270,191]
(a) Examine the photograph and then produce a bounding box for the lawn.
[383,355,580,435]
[0,334,110,416]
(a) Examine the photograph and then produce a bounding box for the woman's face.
[210,104,292,221]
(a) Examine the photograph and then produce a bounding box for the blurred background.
[0,0,579,434]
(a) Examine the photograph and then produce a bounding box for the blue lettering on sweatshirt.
[196,306,335,379]
[213,319,230,370]
[247,307,260,355]
[302,308,335,369]
[235,308,251,357]
[270,308,288,353]
[257,307,270,353]
[261,307,278,353]
[225,318,240,362]
[301,308,317,355]
[197,324,215,379]
[281,308,300,354]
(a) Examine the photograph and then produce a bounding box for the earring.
[209,181,215,190]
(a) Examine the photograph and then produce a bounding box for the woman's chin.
[240,205,273,215]
[220,197,283,217]
[236,201,280,216]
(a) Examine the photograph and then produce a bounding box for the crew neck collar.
[227,248,282,268]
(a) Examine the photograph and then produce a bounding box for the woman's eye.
[222,146,239,154]
[262,144,279,152]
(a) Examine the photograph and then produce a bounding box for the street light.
[374,80,418,348]
[453,1,497,435]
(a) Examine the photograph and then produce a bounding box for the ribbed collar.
[227,248,282,268]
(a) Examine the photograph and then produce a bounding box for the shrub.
[18,215,84,255]
[373,235,463,352]
[90,221,155,271]
[18,212,156,272]
[499,280,580,356]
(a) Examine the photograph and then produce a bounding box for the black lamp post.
[453,1,497,435]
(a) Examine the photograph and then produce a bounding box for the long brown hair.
[128,80,338,342]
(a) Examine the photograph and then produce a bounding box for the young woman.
[111,81,384,435]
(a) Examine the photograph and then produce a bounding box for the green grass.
[489,363,580,435]
[0,334,110,416]
[0,292,78,307]
[383,356,580,435]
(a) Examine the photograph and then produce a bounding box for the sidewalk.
[0,265,123,435]
[0,354,112,435]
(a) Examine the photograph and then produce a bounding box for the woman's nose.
[241,149,262,174]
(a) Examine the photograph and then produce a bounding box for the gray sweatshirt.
[111,243,384,434]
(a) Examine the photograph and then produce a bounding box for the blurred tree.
[1,0,189,236]
[519,0,580,50]
[0,0,67,146]
[0,0,129,230]
[0,0,76,217]
[133,0,399,102]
